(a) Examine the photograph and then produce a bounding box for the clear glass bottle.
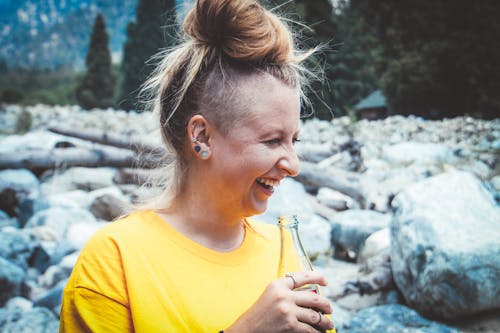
[277,215,319,293]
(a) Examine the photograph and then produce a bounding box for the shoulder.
[77,210,157,260]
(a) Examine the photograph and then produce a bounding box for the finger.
[287,271,328,289]
[296,308,335,332]
[293,290,332,315]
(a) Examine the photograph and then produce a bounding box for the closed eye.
[264,138,282,145]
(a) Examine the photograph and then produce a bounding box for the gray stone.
[0,169,40,199]
[65,220,107,250]
[342,304,460,333]
[5,297,33,312]
[0,256,25,306]
[0,307,59,333]
[0,210,18,229]
[317,187,359,211]
[40,167,116,194]
[25,207,97,241]
[382,142,455,166]
[34,279,67,310]
[89,193,127,221]
[0,230,35,268]
[257,178,332,256]
[391,171,500,319]
[329,210,391,260]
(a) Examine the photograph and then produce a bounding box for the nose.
[278,145,300,177]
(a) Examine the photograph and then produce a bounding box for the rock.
[0,230,35,268]
[0,169,40,199]
[317,187,360,211]
[0,307,59,333]
[16,198,50,228]
[65,221,107,250]
[34,279,67,310]
[28,245,51,273]
[330,302,353,331]
[382,142,455,166]
[0,256,25,306]
[44,190,91,210]
[0,169,40,217]
[89,193,127,221]
[358,228,390,264]
[343,304,460,333]
[257,178,332,256]
[40,167,116,194]
[296,143,335,163]
[37,265,69,289]
[25,207,97,241]
[0,210,18,229]
[329,210,391,261]
[59,252,79,276]
[4,297,33,312]
[391,171,500,319]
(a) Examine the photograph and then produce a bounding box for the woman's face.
[207,74,301,217]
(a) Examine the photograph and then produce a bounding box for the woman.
[60,0,335,332]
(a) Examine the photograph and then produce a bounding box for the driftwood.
[295,161,366,207]
[48,127,161,153]
[0,147,157,170]
[0,126,173,171]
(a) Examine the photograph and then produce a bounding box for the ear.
[187,115,212,159]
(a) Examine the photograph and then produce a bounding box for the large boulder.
[391,171,500,319]
[343,304,460,333]
[329,210,391,261]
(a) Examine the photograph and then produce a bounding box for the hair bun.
[183,0,293,64]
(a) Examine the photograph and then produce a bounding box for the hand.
[224,271,334,333]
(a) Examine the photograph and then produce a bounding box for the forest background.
[0,0,499,120]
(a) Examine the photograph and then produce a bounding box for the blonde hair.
[138,0,314,209]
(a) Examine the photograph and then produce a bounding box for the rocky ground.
[0,104,499,332]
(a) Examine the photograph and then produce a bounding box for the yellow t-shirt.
[59,210,335,332]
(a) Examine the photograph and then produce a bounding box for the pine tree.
[76,14,115,110]
[362,0,500,119]
[267,0,379,119]
[118,0,177,111]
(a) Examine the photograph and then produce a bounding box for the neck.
[157,185,246,252]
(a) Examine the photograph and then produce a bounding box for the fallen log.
[0,147,158,170]
[48,127,161,153]
[295,161,366,208]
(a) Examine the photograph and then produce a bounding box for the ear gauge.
[191,137,211,160]
[200,150,211,159]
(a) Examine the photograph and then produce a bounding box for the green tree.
[268,0,379,119]
[118,0,177,111]
[362,0,500,119]
[76,14,115,109]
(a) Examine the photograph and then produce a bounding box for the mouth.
[256,177,280,193]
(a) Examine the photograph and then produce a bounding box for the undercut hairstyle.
[138,0,314,209]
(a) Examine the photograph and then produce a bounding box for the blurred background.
[1,0,499,119]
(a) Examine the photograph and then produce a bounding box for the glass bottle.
[277,215,319,293]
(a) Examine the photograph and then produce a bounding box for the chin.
[246,201,268,217]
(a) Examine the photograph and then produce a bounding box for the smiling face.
[204,73,301,217]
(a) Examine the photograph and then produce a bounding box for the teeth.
[257,178,280,187]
